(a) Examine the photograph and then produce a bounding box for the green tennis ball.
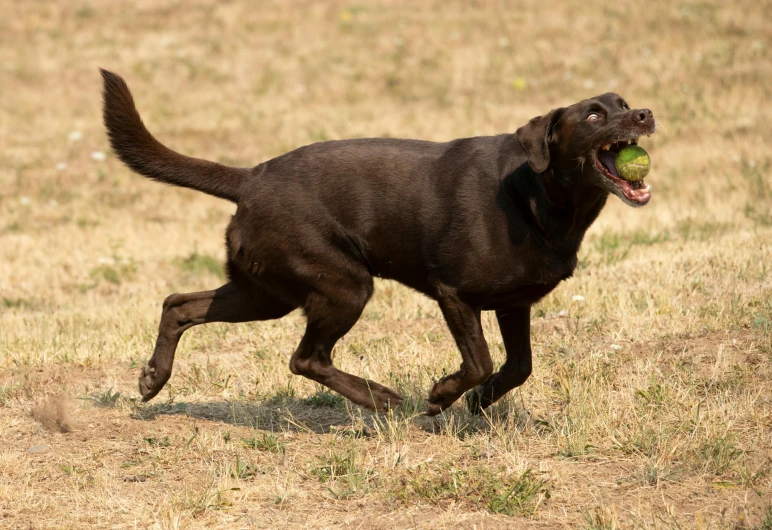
[615,145,651,182]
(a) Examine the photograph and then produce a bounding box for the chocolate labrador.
[100,69,655,415]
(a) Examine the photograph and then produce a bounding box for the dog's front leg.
[465,306,532,414]
[426,288,493,416]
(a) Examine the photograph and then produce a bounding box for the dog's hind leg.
[464,306,532,414]
[288,274,403,412]
[139,280,294,402]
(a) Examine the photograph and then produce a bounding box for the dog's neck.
[503,164,608,255]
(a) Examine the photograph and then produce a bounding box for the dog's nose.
[632,109,654,125]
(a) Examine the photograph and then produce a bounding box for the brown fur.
[100,69,655,415]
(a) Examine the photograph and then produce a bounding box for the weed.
[757,505,772,530]
[394,466,548,517]
[695,436,745,476]
[176,479,228,516]
[74,4,94,19]
[631,462,679,488]
[311,446,375,499]
[228,457,262,480]
[486,469,551,517]
[144,436,171,447]
[80,387,122,408]
[82,258,137,290]
[59,464,84,476]
[241,432,286,454]
[173,250,223,279]
[266,381,296,403]
[0,383,23,406]
[635,380,671,409]
[304,387,344,409]
[2,298,30,309]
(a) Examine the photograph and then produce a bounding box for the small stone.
[26,445,49,454]
[572,295,585,302]
[68,131,83,142]
[91,151,107,161]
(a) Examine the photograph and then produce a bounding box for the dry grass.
[1,0,771,528]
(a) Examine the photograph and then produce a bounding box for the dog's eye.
[621,103,629,110]
[586,113,601,122]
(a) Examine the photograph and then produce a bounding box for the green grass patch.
[392,466,548,517]
[173,250,223,279]
[80,387,122,408]
[241,432,286,454]
[304,388,344,409]
[311,446,375,499]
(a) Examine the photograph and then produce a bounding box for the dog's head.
[516,93,656,207]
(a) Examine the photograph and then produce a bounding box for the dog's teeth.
[602,144,611,151]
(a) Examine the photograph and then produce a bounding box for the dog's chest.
[477,250,577,310]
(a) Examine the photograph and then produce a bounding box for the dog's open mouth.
[595,138,652,205]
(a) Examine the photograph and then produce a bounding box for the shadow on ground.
[127,395,538,437]
[129,398,361,434]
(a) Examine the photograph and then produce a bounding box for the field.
[1,0,771,528]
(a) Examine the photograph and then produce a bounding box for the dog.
[100,69,655,416]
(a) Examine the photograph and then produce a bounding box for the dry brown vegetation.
[1,0,771,528]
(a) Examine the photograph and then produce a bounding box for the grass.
[173,249,224,279]
[304,387,345,409]
[241,432,287,455]
[0,0,771,528]
[393,466,549,517]
[80,387,122,408]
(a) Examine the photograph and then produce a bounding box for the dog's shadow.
[129,398,364,434]
[128,396,537,437]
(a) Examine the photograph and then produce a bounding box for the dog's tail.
[100,69,248,203]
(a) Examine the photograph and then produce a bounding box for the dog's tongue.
[598,150,619,177]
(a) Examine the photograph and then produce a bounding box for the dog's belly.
[476,281,563,310]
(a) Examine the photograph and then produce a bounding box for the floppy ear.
[515,108,563,174]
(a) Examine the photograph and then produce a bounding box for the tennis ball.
[615,145,650,182]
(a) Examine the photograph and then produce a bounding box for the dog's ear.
[515,108,564,174]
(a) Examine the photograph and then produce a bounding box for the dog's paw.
[425,402,443,416]
[425,394,456,416]
[365,383,404,412]
[425,379,461,416]
[138,364,170,402]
